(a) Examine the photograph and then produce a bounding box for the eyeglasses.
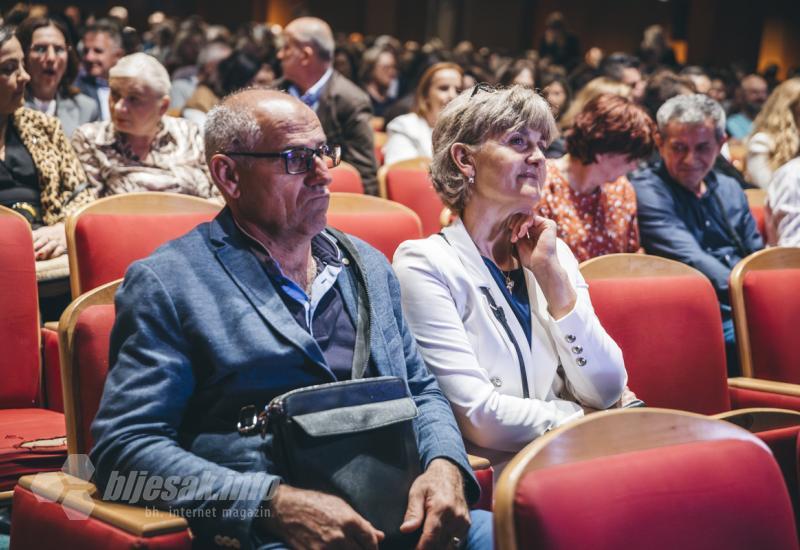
[223,144,342,175]
[470,82,497,98]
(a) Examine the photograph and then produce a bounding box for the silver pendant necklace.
[502,269,514,292]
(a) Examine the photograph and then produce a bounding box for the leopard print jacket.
[12,107,96,225]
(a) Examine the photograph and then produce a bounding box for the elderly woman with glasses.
[71,53,216,198]
[393,85,629,470]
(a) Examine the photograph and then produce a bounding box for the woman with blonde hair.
[745,78,800,188]
[558,76,631,130]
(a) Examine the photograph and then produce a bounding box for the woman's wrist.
[531,261,576,319]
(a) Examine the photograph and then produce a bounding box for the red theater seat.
[379,159,444,236]
[0,207,66,497]
[66,192,220,298]
[731,247,800,384]
[327,192,423,261]
[329,162,365,193]
[494,409,799,550]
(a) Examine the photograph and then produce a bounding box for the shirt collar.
[288,67,333,109]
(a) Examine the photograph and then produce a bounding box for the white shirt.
[383,112,433,166]
[767,157,800,246]
[287,67,333,112]
[393,219,626,470]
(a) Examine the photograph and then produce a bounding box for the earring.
[468,175,474,184]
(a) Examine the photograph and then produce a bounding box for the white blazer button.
[572,345,583,354]
[565,334,576,343]
[576,357,587,366]
[491,376,503,387]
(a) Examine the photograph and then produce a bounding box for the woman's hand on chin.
[509,213,559,272]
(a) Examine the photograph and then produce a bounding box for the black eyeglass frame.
[222,144,342,175]
[470,82,497,98]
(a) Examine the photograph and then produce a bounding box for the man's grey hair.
[431,85,557,215]
[197,41,232,69]
[656,93,726,142]
[288,17,334,62]
[204,100,263,164]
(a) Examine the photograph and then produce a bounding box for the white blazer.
[393,219,626,467]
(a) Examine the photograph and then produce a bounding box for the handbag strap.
[326,227,371,379]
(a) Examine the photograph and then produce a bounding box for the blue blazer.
[90,208,477,549]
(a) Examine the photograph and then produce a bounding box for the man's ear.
[654,131,664,149]
[158,96,170,117]
[450,143,475,179]
[209,154,241,200]
[300,45,315,66]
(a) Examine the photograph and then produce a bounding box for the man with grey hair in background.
[631,94,763,375]
[275,16,379,195]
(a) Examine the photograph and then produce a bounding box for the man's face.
[621,66,645,102]
[742,76,768,112]
[82,31,122,80]
[233,101,332,238]
[277,27,305,83]
[657,118,723,194]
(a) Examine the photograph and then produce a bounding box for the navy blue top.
[482,258,532,345]
[247,231,356,381]
[631,161,763,315]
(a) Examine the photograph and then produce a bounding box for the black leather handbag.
[265,375,422,539]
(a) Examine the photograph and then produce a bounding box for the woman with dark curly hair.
[16,16,100,136]
[539,93,656,262]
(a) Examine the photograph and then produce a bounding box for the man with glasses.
[89,89,491,550]
[275,17,379,195]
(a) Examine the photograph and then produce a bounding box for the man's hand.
[399,458,471,549]
[260,485,384,549]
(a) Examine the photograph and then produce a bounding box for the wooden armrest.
[467,454,491,470]
[728,377,800,398]
[43,321,59,331]
[712,407,800,432]
[18,473,188,537]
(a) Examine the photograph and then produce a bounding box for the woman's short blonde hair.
[750,78,800,170]
[559,76,632,130]
[430,84,557,215]
[109,52,171,97]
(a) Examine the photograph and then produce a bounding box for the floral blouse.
[71,116,218,199]
[538,158,640,263]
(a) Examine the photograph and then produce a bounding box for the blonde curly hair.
[750,78,800,170]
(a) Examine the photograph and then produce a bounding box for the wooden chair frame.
[376,157,431,199]
[730,247,800,378]
[580,253,800,419]
[494,408,770,550]
[65,192,220,298]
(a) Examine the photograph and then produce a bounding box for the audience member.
[16,16,99,137]
[496,59,536,88]
[600,52,645,102]
[72,53,215,198]
[76,18,124,121]
[637,25,676,73]
[539,94,656,261]
[0,25,94,261]
[560,76,631,129]
[359,46,399,117]
[641,70,696,120]
[680,66,712,95]
[766,156,800,246]
[275,17,379,194]
[169,40,232,112]
[540,73,571,120]
[632,94,763,375]
[89,88,491,550]
[393,85,628,471]
[383,62,462,165]
[178,41,233,119]
[745,78,800,188]
[708,76,729,105]
[538,12,581,71]
[726,73,768,139]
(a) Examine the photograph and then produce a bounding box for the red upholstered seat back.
[750,204,766,239]
[0,213,40,407]
[329,166,364,194]
[587,275,731,414]
[513,439,798,550]
[327,211,423,261]
[742,269,800,383]
[385,169,444,236]
[74,212,214,294]
[72,304,116,454]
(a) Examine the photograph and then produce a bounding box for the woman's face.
[543,82,567,114]
[27,25,68,95]
[425,68,462,123]
[0,37,30,115]
[594,153,638,184]
[109,77,168,138]
[470,126,547,211]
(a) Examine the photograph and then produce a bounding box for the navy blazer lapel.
[208,210,329,373]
